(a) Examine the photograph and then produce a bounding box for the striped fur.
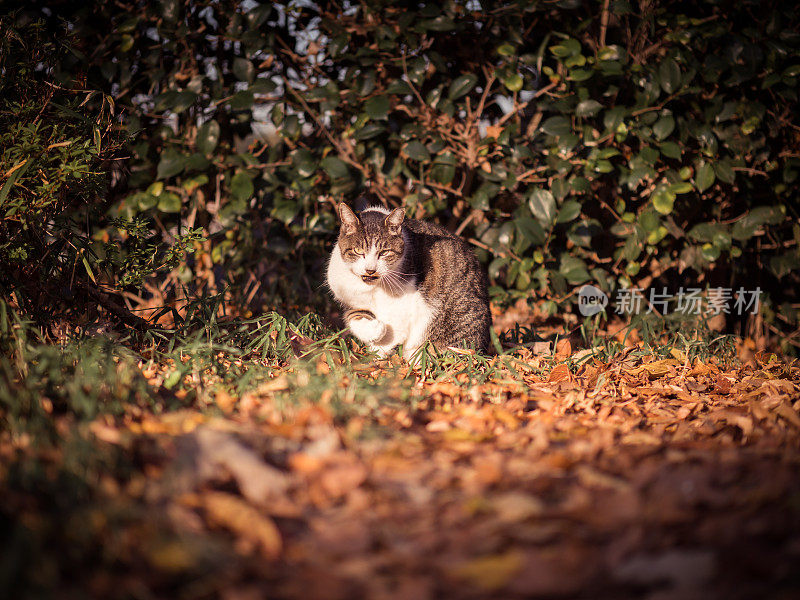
[327,203,491,356]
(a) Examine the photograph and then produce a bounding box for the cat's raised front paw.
[348,317,387,344]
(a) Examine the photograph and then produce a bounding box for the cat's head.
[336,204,405,285]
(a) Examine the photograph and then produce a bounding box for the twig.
[473,69,496,123]
[732,166,768,177]
[455,211,475,236]
[497,81,558,126]
[86,286,152,331]
[282,79,342,155]
[411,179,464,197]
[282,78,370,178]
[468,237,520,262]
[630,91,679,117]
[599,0,611,48]
[401,53,428,108]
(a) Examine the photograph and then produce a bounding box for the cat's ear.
[385,207,405,235]
[337,203,359,235]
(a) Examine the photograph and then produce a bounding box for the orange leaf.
[548,364,571,383]
[202,491,282,559]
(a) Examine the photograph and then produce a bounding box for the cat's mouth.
[361,274,380,284]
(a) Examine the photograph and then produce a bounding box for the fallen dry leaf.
[449,550,524,591]
[200,491,282,559]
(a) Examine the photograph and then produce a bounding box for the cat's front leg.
[401,318,431,365]
[344,309,388,347]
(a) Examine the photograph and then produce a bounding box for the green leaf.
[182,174,208,193]
[515,216,545,246]
[651,185,676,215]
[196,120,220,155]
[551,178,569,200]
[497,43,515,57]
[403,140,431,162]
[292,150,315,178]
[233,58,255,82]
[503,73,524,92]
[81,254,96,284]
[185,153,209,172]
[354,123,385,140]
[749,205,786,226]
[528,188,557,226]
[282,115,300,137]
[272,198,299,224]
[732,206,786,240]
[556,199,581,223]
[569,69,593,82]
[137,192,157,211]
[640,210,660,232]
[701,243,721,262]
[0,159,30,206]
[230,172,254,202]
[147,182,164,197]
[431,152,456,185]
[550,39,581,57]
[448,74,478,99]
[712,231,732,250]
[229,90,255,110]
[163,369,182,389]
[365,95,390,119]
[658,58,681,94]
[653,115,675,140]
[560,256,590,284]
[386,80,413,95]
[157,191,182,213]
[421,16,456,31]
[172,91,197,113]
[357,70,376,96]
[593,160,614,173]
[688,222,725,243]
[603,107,626,131]
[251,78,277,94]
[575,100,602,117]
[431,163,456,185]
[541,116,571,137]
[714,159,735,184]
[668,182,693,194]
[782,65,800,78]
[770,253,800,279]
[321,156,350,179]
[153,91,178,112]
[328,34,349,57]
[622,236,641,261]
[156,150,186,180]
[695,163,715,192]
[659,141,682,159]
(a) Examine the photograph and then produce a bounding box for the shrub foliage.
[1,1,798,347]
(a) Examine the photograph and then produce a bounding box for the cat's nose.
[365,268,376,275]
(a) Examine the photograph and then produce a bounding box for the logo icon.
[578,284,608,316]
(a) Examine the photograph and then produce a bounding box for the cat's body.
[327,204,491,359]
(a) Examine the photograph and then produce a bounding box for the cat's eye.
[348,249,365,258]
[378,250,394,258]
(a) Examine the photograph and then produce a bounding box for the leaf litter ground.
[2,327,800,599]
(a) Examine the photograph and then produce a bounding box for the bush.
[0,14,200,331]
[2,1,799,349]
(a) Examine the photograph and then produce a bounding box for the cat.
[326,202,491,359]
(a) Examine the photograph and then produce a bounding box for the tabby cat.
[326,203,491,359]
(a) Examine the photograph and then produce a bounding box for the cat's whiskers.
[381,272,403,295]
[387,269,414,282]
[385,270,411,296]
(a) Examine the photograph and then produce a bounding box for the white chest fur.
[327,244,436,356]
